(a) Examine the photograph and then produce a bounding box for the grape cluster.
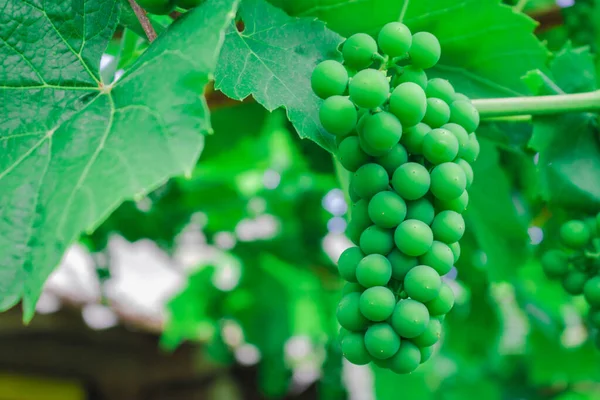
[311,23,480,373]
[541,214,600,344]
[136,0,203,15]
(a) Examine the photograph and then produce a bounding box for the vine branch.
[128,0,157,42]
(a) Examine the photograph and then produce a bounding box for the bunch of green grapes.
[541,214,600,343]
[311,22,480,373]
[136,0,203,15]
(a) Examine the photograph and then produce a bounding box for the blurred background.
[2,0,600,399]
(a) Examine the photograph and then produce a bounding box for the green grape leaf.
[528,45,600,211]
[214,0,344,153]
[0,0,239,319]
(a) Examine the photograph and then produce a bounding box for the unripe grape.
[584,276,600,307]
[449,100,480,133]
[342,282,365,295]
[337,292,370,331]
[356,254,392,287]
[411,318,442,347]
[311,60,349,99]
[443,123,469,157]
[389,82,427,127]
[361,111,403,152]
[540,249,569,279]
[401,123,430,155]
[360,286,396,321]
[561,270,588,295]
[348,199,371,239]
[338,136,370,172]
[337,246,364,282]
[462,133,480,163]
[395,220,434,256]
[352,163,389,199]
[319,96,357,136]
[377,22,412,57]
[349,69,390,109]
[449,242,460,263]
[430,163,467,201]
[425,283,455,315]
[560,220,591,249]
[404,265,442,303]
[343,33,378,69]
[422,128,459,164]
[376,143,408,175]
[452,93,470,102]
[406,198,435,225]
[390,299,430,338]
[422,98,450,128]
[409,32,441,69]
[456,158,474,188]
[359,135,389,157]
[436,190,469,213]
[360,225,395,255]
[387,249,418,280]
[368,191,407,228]
[391,162,431,201]
[392,65,428,90]
[432,211,465,243]
[387,341,421,374]
[341,332,371,365]
[419,345,434,363]
[426,78,455,104]
[364,323,401,359]
[419,241,454,275]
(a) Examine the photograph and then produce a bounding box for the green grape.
[360,286,396,321]
[391,162,431,201]
[560,220,591,249]
[319,96,357,136]
[431,211,465,243]
[389,82,427,127]
[356,254,393,287]
[176,0,204,8]
[442,123,470,157]
[462,133,480,163]
[540,249,569,279]
[404,265,442,302]
[430,163,467,201]
[422,128,459,164]
[356,110,371,133]
[349,69,390,109]
[419,241,454,275]
[419,345,434,363]
[360,225,395,256]
[584,276,600,307]
[449,100,480,133]
[377,22,412,57]
[409,32,441,69]
[341,332,371,365]
[137,0,175,14]
[395,220,434,256]
[392,65,428,90]
[338,246,364,282]
[452,93,470,102]
[376,143,408,175]
[422,98,450,128]
[361,112,403,152]
[425,78,455,104]
[589,308,600,328]
[435,190,469,213]
[350,199,372,233]
[338,136,370,172]
[364,323,401,359]
[412,318,442,347]
[400,123,430,155]
[352,163,389,199]
[390,299,430,338]
[368,191,407,228]
[387,249,418,280]
[359,134,389,157]
[425,283,455,316]
[449,242,460,263]
[343,33,378,69]
[311,60,349,99]
[337,292,370,331]
[387,341,421,374]
[456,158,474,189]
[561,270,588,295]
[342,282,365,295]
[406,198,435,225]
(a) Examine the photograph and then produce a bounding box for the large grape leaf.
[214,0,344,153]
[0,0,239,320]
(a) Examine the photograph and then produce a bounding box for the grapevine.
[312,22,480,373]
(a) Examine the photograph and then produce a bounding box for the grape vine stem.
[472,90,600,118]
[128,0,157,42]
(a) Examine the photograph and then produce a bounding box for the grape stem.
[128,0,157,42]
[472,90,600,118]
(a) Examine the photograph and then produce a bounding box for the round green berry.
[356,254,392,287]
[425,283,454,316]
[541,249,569,279]
[430,162,467,201]
[449,100,480,133]
[376,143,408,175]
[337,292,370,331]
[377,22,412,57]
[456,158,474,189]
[561,270,588,295]
[449,242,460,263]
[422,98,450,128]
[404,265,442,303]
[425,78,455,104]
[443,123,470,157]
[352,163,389,199]
[395,220,434,257]
[387,249,418,280]
[311,60,349,99]
[341,332,371,365]
[361,111,403,152]
[391,299,430,338]
[392,65,428,90]
[338,136,370,172]
[401,123,430,155]
[387,341,421,374]
[349,69,390,109]
[419,241,454,276]
[343,33,378,69]
[422,128,459,164]
[389,82,427,127]
[411,318,442,347]
[462,133,480,163]
[584,276,600,307]
[364,323,401,360]
[391,162,431,201]
[419,345,434,363]
[431,211,465,243]
[436,190,469,213]
[337,246,364,282]
[406,198,435,225]
[360,225,395,256]
[368,191,407,228]
[560,220,591,249]
[360,286,396,321]
[342,282,365,296]
[409,32,441,69]
[319,96,357,136]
